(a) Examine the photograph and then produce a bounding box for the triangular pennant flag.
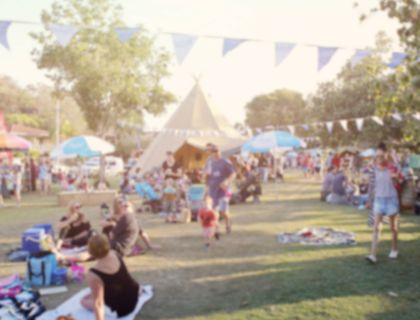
[326,122,333,133]
[222,38,245,56]
[391,112,402,121]
[339,120,348,131]
[287,125,295,135]
[0,21,12,50]
[171,33,197,64]
[351,50,370,67]
[371,116,384,126]
[355,118,364,131]
[412,112,420,121]
[274,42,295,66]
[318,46,338,71]
[115,27,142,43]
[387,52,407,68]
[49,24,78,47]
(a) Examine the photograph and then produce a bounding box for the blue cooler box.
[22,228,45,254]
[52,267,68,285]
[33,223,54,238]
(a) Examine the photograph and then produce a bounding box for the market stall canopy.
[50,135,115,159]
[0,132,32,151]
[139,82,245,171]
[241,131,306,154]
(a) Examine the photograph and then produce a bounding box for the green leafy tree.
[245,89,307,130]
[361,0,420,147]
[308,33,405,148]
[31,0,175,137]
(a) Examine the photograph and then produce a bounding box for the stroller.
[135,182,161,213]
[187,184,206,221]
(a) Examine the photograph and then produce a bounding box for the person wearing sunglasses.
[57,201,93,248]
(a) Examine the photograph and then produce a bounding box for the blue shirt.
[207,158,234,200]
[332,171,347,196]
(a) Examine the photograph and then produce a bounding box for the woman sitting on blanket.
[57,201,93,248]
[82,234,141,318]
[101,197,158,255]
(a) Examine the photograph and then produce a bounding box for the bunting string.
[0,19,409,70]
[255,111,420,135]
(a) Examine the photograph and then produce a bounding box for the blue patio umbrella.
[360,148,376,158]
[241,131,306,154]
[50,135,115,159]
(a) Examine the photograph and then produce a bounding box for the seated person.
[105,197,158,256]
[75,174,89,192]
[320,166,334,201]
[234,165,261,203]
[327,167,348,205]
[345,179,356,203]
[57,201,93,248]
[81,234,141,318]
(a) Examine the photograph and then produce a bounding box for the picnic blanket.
[59,246,87,257]
[277,227,356,246]
[37,285,153,320]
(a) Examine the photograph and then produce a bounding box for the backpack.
[27,252,57,287]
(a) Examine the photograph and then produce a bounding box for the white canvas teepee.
[139,82,245,172]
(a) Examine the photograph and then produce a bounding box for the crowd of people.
[8,141,420,318]
[317,143,420,264]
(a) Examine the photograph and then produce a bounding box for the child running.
[198,196,219,249]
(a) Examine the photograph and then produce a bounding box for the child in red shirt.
[198,196,219,248]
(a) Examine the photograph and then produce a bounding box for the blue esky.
[0,0,401,128]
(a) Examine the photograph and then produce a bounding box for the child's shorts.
[373,196,399,216]
[202,227,216,238]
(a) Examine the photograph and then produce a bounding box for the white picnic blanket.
[277,227,356,246]
[37,285,153,320]
[59,246,88,256]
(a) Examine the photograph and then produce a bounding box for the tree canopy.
[31,0,175,137]
[245,89,307,130]
[0,75,87,138]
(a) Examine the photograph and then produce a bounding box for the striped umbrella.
[0,132,32,151]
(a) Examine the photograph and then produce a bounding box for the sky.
[0,0,401,129]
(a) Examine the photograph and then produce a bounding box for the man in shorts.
[205,144,236,233]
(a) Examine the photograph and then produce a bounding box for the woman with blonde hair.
[57,201,92,248]
[81,234,141,319]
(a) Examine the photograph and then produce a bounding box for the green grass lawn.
[0,174,419,319]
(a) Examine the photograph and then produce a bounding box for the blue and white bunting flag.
[115,27,142,43]
[274,42,295,66]
[351,50,370,67]
[0,21,12,50]
[388,52,407,68]
[326,122,333,133]
[222,38,245,56]
[371,116,384,126]
[318,46,338,71]
[339,120,348,131]
[49,24,78,47]
[355,118,364,131]
[171,33,197,64]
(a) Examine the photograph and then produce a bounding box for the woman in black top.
[81,234,140,319]
[57,201,92,247]
[162,151,181,180]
